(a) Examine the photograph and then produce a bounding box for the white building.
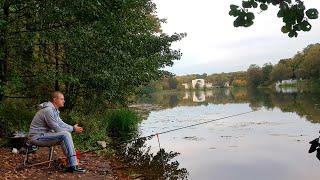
[275,79,297,87]
[181,79,214,89]
[192,79,205,89]
[181,83,189,89]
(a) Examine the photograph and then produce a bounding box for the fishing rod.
[19,110,256,168]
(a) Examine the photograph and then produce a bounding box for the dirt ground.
[0,147,131,180]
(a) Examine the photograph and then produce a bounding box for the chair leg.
[48,146,54,168]
[23,147,29,166]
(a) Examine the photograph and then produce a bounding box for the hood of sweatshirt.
[38,101,55,110]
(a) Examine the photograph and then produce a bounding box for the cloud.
[154,0,320,75]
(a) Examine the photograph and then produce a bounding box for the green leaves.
[0,19,7,30]
[230,5,255,28]
[0,0,183,107]
[281,26,290,33]
[229,0,319,38]
[300,20,312,31]
[279,3,315,37]
[260,4,268,11]
[288,31,298,38]
[242,1,251,8]
[241,1,258,8]
[229,5,240,17]
[306,8,319,19]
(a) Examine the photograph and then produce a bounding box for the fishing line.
[125,110,256,144]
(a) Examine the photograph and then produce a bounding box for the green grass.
[278,83,297,88]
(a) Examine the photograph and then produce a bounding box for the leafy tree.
[229,0,319,37]
[0,0,184,107]
[206,73,229,87]
[297,44,320,79]
[291,51,305,79]
[262,63,273,84]
[232,79,247,87]
[247,64,263,87]
[168,77,179,90]
[195,73,207,79]
[270,62,292,81]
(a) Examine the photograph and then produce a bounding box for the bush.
[69,108,140,149]
[105,108,140,136]
[61,111,108,150]
[0,102,35,136]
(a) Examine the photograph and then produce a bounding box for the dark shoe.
[66,166,86,173]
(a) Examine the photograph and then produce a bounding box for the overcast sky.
[153,0,320,75]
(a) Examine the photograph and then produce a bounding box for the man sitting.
[28,91,86,173]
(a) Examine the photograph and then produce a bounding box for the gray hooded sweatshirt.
[28,102,73,138]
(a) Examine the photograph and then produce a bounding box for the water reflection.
[275,86,298,93]
[137,88,320,123]
[113,137,189,179]
[192,91,205,102]
[136,89,320,180]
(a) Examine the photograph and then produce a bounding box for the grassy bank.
[297,79,320,92]
[255,79,320,93]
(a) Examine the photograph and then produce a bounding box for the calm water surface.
[136,88,320,180]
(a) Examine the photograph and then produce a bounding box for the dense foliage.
[229,0,319,37]
[0,0,184,107]
[0,99,35,136]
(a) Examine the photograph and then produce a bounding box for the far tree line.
[148,43,320,91]
[247,43,320,87]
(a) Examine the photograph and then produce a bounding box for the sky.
[153,0,320,75]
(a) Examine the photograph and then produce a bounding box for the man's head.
[51,91,65,108]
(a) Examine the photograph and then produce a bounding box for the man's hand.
[73,124,84,133]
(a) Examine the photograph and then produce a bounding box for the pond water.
[136,88,320,180]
